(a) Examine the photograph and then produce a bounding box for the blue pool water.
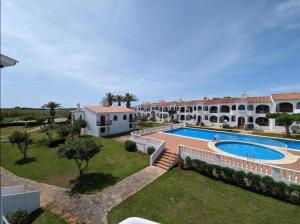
[166,128,300,150]
[216,142,285,160]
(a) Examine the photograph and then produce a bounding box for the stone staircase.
[154,149,178,170]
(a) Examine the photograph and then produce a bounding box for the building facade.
[72,103,137,136]
[136,92,300,132]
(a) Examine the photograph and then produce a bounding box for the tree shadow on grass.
[26,208,44,223]
[69,172,118,194]
[15,157,37,165]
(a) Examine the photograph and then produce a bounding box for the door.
[100,115,105,126]
[238,117,245,129]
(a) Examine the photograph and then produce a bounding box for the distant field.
[1,108,73,122]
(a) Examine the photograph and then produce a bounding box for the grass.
[137,121,166,129]
[0,125,40,136]
[29,208,67,224]
[1,133,148,194]
[108,168,300,224]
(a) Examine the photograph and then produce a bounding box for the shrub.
[172,119,179,124]
[291,125,300,134]
[7,209,28,224]
[185,156,192,167]
[147,146,155,155]
[190,158,300,205]
[124,140,137,152]
[222,124,231,129]
[48,139,66,148]
[246,124,254,130]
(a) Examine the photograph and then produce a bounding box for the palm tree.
[102,93,115,106]
[115,95,124,106]
[124,93,138,108]
[46,101,61,123]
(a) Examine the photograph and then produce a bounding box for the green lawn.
[29,208,67,224]
[108,168,300,224]
[1,135,148,194]
[137,121,166,129]
[0,125,40,136]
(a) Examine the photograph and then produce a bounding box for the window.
[256,105,270,114]
[255,117,269,126]
[297,102,300,109]
[232,105,236,110]
[247,105,254,111]
[194,106,196,111]
[180,115,185,120]
[205,116,208,120]
[238,105,245,110]
[204,106,208,111]
[100,128,106,133]
[197,106,202,111]
[276,102,293,112]
[209,116,218,123]
[113,115,118,121]
[248,117,253,123]
[129,124,133,129]
[231,116,236,122]
[123,114,127,120]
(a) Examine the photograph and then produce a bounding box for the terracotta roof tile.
[272,92,300,101]
[85,106,135,113]
[203,97,240,105]
[246,96,272,103]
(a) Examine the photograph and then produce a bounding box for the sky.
[2,0,300,108]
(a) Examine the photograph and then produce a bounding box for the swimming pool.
[216,141,285,160]
[166,128,300,150]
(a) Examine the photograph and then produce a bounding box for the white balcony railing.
[179,145,300,184]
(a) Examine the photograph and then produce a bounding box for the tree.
[58,137,101,177]
[124,93,138,108]
[9,131,32,160]
[102,93,115,106]
[114,95,124,106]
[46,101,61,123]
[266,113,300,136]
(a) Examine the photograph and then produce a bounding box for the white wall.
[109,112,135,135]
[1,186,40,217]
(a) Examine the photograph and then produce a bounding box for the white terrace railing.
[179,145,300,185]
[131,123,185,165]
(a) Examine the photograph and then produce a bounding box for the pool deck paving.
[147,132,300,171]
[1,166,166,224]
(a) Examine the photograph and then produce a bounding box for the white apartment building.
[72,103,137,136]
[136,92,300,132]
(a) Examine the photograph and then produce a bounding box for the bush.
[185,156,192,167]
[124,140,137,152]
[7,209,28,224]
[172,119,179,124]
[48,139,66,148]
[189,158,300,205]
[291,125,300,134]
[147,146,155,155]
[246,124,254,130]
[222,124,231,129]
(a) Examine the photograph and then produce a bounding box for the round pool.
[216,141,285,160]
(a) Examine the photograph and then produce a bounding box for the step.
[155,159,170,167]
[158,156,175,164]
[154,162,170,170]
[162,151,178,158]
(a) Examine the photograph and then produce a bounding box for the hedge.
[124,140,137,152]
[188,158,300,205]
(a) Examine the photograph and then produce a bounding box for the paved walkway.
[1,166,165,224]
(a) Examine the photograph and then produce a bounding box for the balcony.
[97,120,112,126]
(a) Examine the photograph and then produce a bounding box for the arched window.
[220,105,230,113]
[113,115,118,121]
[247,105,254,111]
[231,116,236,122]
[205,115,208,120]
[197,106,202,111]
[209,116,218,123]
[123,114,127,120]
[232,105,236,110]
[255,117,269,126]
[186,115,193,121]
[209,106,218,113]
[219,116,230,123]
[297,102,300,109]
[238,105,245,110]
[256,105,270,114]
[276,102,293,112]
[204,106,209,111]
[248,117,253,123]
[180,107,185,112]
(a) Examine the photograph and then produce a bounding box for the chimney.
[100,100,110,107]
[77,103,80,110]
